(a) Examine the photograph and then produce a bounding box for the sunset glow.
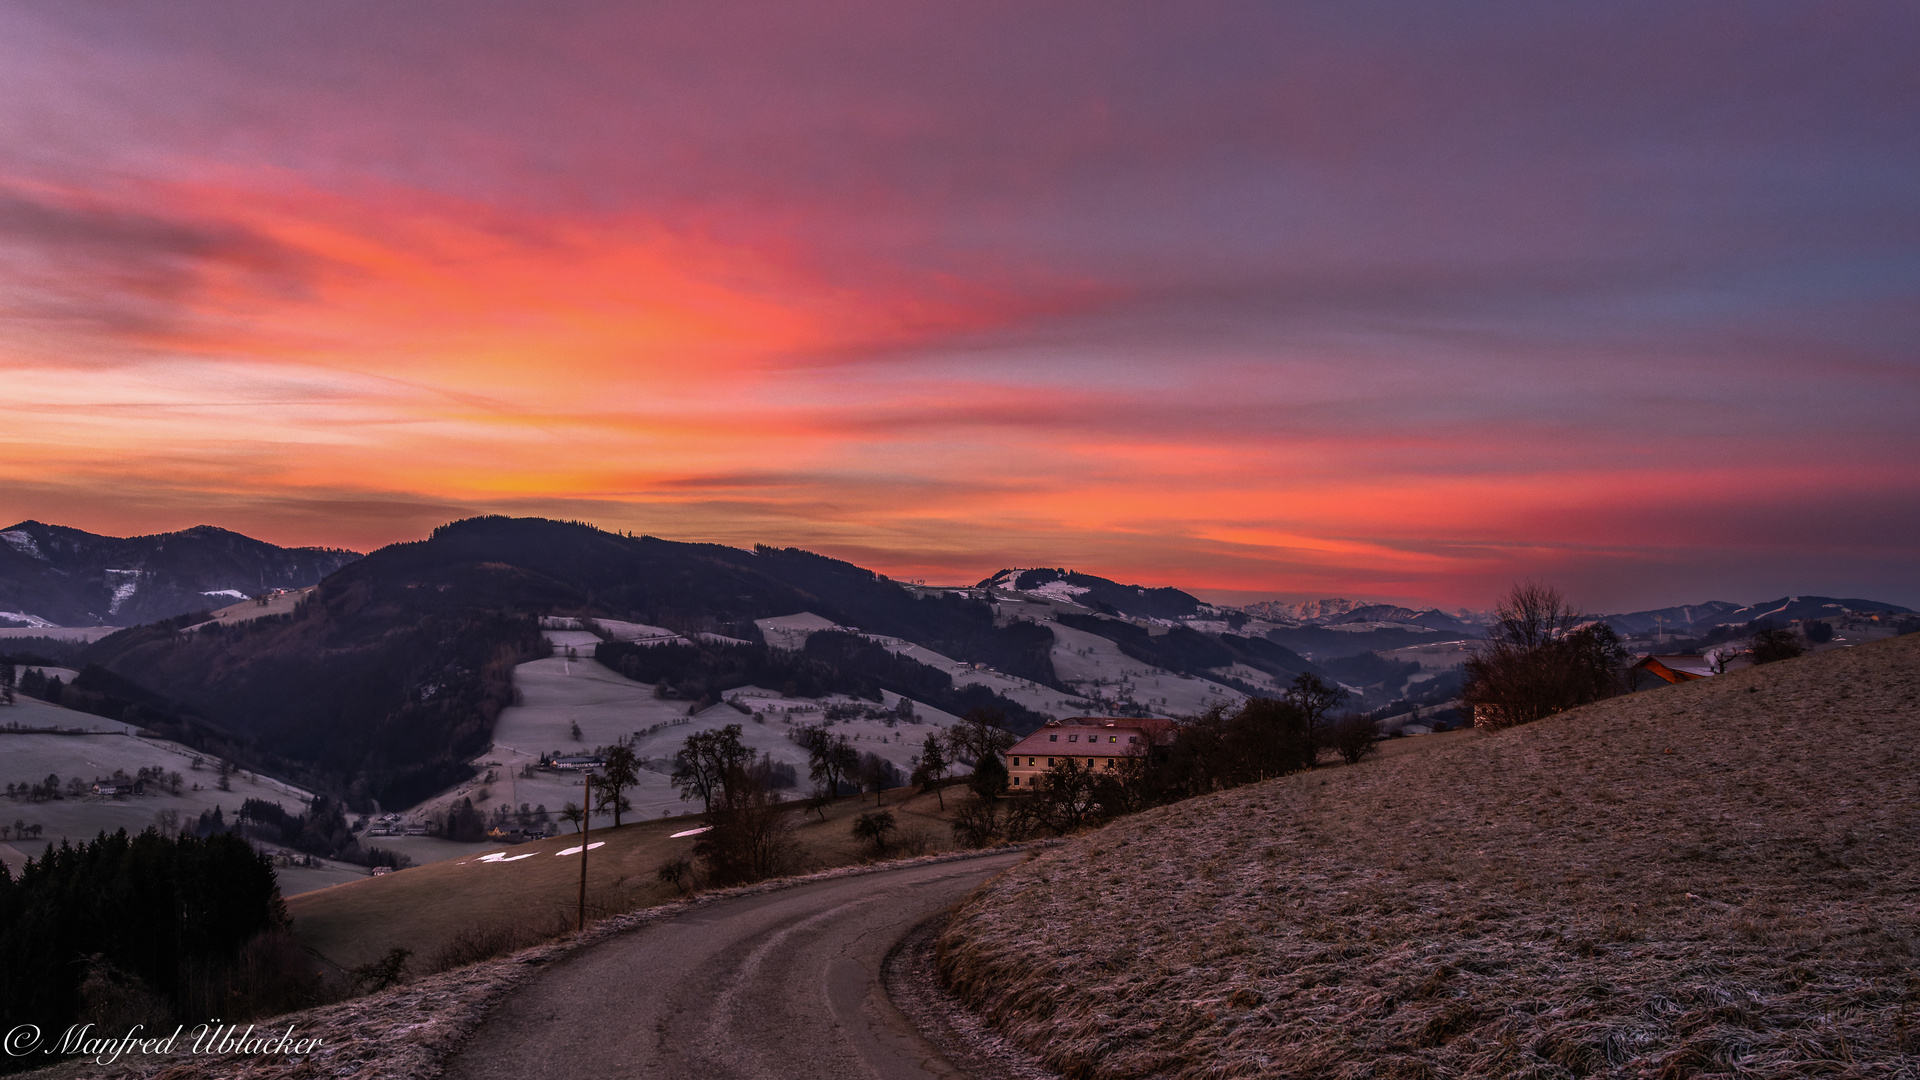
[3,3,1916,609]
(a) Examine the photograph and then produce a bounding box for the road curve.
[441,852,1024,1080]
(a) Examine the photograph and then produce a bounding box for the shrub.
[852,810,897,856]
[950,799,1002,848]
[656,855,695,894]
[1328,713,1381,765]
[349,948,411,993]
[422,915,568,975]
[1750,627,1805,664]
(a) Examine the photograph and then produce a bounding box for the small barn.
[1633,654,1717,684]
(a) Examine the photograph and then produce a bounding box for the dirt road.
[441,852,1025,1080]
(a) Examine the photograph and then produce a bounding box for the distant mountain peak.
[978,567,1204,621]
[0,521,362,627]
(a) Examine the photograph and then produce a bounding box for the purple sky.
[1,2,1915,609]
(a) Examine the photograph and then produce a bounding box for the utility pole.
[577,767,591,932]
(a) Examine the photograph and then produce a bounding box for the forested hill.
[0,520,359,627]
[77,516,1059,806]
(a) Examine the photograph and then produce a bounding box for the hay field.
[289,782,964,972]
[938,634,1920,1079]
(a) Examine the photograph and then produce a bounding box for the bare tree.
[596,742,640,827]
[1326,713,1380,766]
[1463,583,1626,728]
[800,726,859,803]
[693,766,800,885]
[672,725,752,815]
[1489,581,1582,651]
[859,752,899,805]
[943,708,1018,770]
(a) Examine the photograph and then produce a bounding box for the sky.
[1,1,1916,611]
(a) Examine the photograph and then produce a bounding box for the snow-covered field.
[0,690,317,865]
[384,607,1261,861]
[414,652,963,835]
[1048,622,1247,717]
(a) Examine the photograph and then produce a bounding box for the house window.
[1029,756,1036,766]
[1109,735,1118,743]
[1128,736,1138,744]
[1047,757,1055,766]
[1009,756,1018,769]
[1068,734,1078,742]
[1049,733,1058,742]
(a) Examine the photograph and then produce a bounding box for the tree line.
[0,829,309,1067]
[595,631,1049,732]
[936,676,1375,846]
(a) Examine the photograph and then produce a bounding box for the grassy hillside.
[937,634,1920,1079]
[288,784,966,972]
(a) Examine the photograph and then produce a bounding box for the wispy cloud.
[0,2,1915,608]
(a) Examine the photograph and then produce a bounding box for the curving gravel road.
[441,852,1025,1080]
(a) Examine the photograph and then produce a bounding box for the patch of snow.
[554,841,607,857]
[1,530,43,560]
[1026,580,1090,602]
[104,569,143,615]
[0,610,57,628]
[592,619,682,642]
[669,826,713,838]
[476,852,535,864]
[202,589,248,601]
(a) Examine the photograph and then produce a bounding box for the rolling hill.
[0,521,359,628]
[937,633,1920,1079]
[73,517,1062,807]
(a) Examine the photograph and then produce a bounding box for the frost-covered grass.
[939,634,1920,1079]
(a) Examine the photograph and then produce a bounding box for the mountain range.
[5,516,1913,811]
[1236,597,1484,635]
[1603,596,1913,638]
[0,521,360,627]
[46,518,1065,805]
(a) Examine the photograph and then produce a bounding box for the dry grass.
[287,781,968,971]
[938,634,1920,1079]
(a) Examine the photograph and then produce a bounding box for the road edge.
[884,911,1065,1080]
[21,843,1059,1080]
